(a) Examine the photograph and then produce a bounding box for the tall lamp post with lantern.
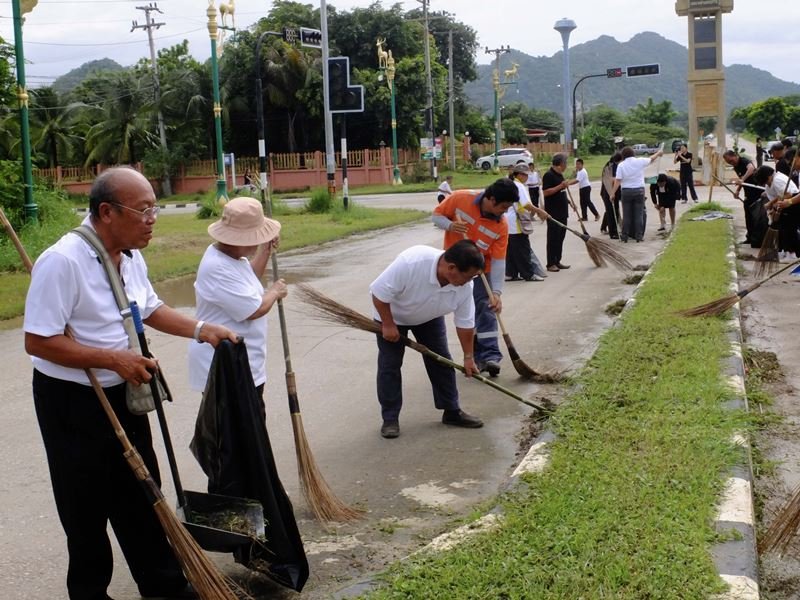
[378,41,402,185]
[206,0,232,205]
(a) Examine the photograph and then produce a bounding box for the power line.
[23,27,202,46]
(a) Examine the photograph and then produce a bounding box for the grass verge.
[363,205,747,599]
[0,202,425,321]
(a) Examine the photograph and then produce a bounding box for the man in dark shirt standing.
[723,150,763,247]
[542,153,577,272]
[673,144,697,203]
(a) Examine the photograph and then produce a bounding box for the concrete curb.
[710,234,759,599]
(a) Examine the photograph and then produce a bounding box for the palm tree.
[83,72,156,166]
[29,87,84,168]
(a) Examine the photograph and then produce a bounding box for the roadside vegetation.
[0,190,425,321]
[364,204,747,599]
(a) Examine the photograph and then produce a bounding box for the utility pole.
[418,0,436,181]
[447,29,455,170]
[485,45,510,172]
[132,3,171,196]
[11,0,36,221]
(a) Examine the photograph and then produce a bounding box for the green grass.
[0,202,425,321]
[363,206,746,599]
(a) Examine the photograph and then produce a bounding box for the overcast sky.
[1,0,798,87]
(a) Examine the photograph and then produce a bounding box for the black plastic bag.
[190,340,309,592]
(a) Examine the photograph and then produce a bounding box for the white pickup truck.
[631,143,660,155]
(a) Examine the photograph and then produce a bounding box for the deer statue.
[219,0,235,28]
[503,63,519,82]
[376,37,389,70]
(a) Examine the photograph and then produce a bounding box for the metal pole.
[320,0,336,198]
[554,18,577,151]
[341,115,348,209]
[11,0,36,222]
[448,30,455,171]
[255,32,270,208]
[420,0,435,181]
[206,2,228,205]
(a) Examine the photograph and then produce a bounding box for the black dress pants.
[545,196,568,266]
[33,370,185,600]
[579,186,599,220]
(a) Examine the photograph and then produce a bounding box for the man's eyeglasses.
[109,202,161,220]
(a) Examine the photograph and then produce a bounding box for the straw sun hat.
[208,197,281,246]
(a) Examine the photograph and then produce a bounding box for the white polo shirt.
[188,244,267,392]
[23,216,163,387]
[615,156,651,189]
[505,180,533,234]
[576,167,591,189]
[527,170,541,188]
[765,171,799,201]
[370,245,475,328]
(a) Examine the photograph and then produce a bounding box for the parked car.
[631,143,660,155]
[475,148,532,171]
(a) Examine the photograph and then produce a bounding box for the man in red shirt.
[432,178,517,376]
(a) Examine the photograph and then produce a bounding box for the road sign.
[606,67,623,78]
[328,57,365,113]
[299,27,322,48]
[420,137,442,160]
[626,64,660,77]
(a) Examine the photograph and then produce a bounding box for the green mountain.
[52,58,125,94]
[465,32,800,116]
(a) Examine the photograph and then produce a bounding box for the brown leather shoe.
[556,263,571,269]
[546,265,560,272]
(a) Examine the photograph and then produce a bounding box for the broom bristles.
[754,226,780,278]
[676,294,740,318]
[760,484,800,555]
[153,500,247,599]
[290,413,364,522]
[586,237,633,272]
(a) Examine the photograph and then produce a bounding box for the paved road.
[1,172,689,599]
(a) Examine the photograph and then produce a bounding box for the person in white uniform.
[189,197,286,406]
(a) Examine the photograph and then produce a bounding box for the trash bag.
[190,340,309,592]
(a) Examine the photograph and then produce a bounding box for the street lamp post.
[11,0,37,222]
[554,18,577,152]
[379,46,402,185]
[485,45,510,172]
[206,1,230,205]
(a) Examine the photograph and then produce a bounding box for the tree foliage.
[628,98,676,127]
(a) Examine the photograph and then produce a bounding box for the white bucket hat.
[208,197,281,246]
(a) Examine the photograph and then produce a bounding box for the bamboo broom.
[257,187,363,523]
[0,207,245,600]
[294,283,557,404]
[676,258,800,318]
[760,482,800,555]
[553,191,633,272]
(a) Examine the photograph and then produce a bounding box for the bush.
[305,188,333,213]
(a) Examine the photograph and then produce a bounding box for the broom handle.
[129,302,187,508]
[260,189,300,413]
[711,175,745,203]
[0,208,164,498]
[401,337,545,411]
[458,231,510,337]
[744,258,800,295]
[565,186,588,235]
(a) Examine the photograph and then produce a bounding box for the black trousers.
[33,370,185,600]
[579,186,599,219]
[506,233,535,280]
[680,171,697,201]
[600,195,620,237]
[375,317,460,422]
[528,186,540,207]
[545,196,568,267]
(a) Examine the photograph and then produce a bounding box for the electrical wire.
[24,27,204,46]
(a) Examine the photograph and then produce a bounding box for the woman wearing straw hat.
[189,197,287,404]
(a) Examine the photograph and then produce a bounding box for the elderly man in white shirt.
[611,145,663,242]
[370,240,485,438]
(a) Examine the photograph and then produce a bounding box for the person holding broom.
[432,178,517,377]
[723,149,763,247]
[505,163,549,282]
[23,166,238,600]
[755,165,800,258]
[188,196,286,408]
[542,153,578,271]
[371,240,486,438]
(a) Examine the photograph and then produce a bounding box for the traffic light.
[606,67,623,78]
[281,27,298,44]
[626,64,660,77]
[299,27,322,48]
[328,57,364,113]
